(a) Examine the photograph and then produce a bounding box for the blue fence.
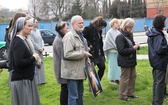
[1,18,168,41]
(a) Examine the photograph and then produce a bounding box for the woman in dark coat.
[115,18,140,101]
[83,16,107,81]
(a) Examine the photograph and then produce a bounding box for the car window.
[42,30,54,36]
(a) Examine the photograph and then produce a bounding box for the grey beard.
[76,28,84,32]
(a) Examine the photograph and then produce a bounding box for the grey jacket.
[61,29,87,80]
[30,28,44,53]
[53,34,67,84]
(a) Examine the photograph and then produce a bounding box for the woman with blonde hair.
[104,18,121,85]
[116,18,140,101]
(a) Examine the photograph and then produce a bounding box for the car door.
[40,30,56,45]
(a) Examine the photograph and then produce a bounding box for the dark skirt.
[90,55,105,65]
[11,78,40,105]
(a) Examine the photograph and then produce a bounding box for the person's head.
[71,15,84,32]
[30,18,38,28]
[12,12,27,26]
[118,19,124,28]
[109,18,119,29]
[6,19,13,31]
[12,17,32,39]
[91,16,107,31]
[55,21,69,37]
[8,12,26,38]
[120,18,134,33]
[153,14,166,30]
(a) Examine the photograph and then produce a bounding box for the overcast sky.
[0,0,28,10]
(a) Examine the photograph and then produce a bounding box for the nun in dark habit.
[9,17,41,105]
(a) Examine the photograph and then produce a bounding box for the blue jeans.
[67,80,83,105]
[152,69,166,105]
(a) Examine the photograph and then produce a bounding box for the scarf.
[104,28,120,52]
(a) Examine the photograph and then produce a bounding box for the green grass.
[0,57,168,105]
[136,46,148,55]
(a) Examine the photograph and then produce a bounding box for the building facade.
[146,0,168,18]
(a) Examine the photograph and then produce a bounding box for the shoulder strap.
[120,32,133,47]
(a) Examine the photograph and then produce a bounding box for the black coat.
[115,30,137,68]
[83,24,104,64]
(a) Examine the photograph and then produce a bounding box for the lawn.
[136,45,148,55]
[0,57,168,105]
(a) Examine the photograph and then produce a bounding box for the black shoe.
[120,97,130,101]
[115,80,120,84]
[128,96,138,99]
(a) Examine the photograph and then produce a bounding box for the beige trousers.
[119,67,136,98]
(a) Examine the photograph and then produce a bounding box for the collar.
[71,29,80,38]
[16,35,26,40]
[32,28,37,31]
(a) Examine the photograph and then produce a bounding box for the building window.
[158,10,164,15]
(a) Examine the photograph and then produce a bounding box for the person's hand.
[87,58,91,65]
[39,48,44,53]
[33,53,40,61]
[84,51,92,57]
[133,44,140,50]
[88,45,92,51]
[88,47,91,51]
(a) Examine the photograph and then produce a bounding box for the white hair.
[71,15,82,24]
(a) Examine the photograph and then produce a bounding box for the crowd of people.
[0,12,168,105]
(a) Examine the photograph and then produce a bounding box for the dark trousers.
[164,86,167,94]
[97,61,105,81]
[152,69,166,105]
[60,84,68,105]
